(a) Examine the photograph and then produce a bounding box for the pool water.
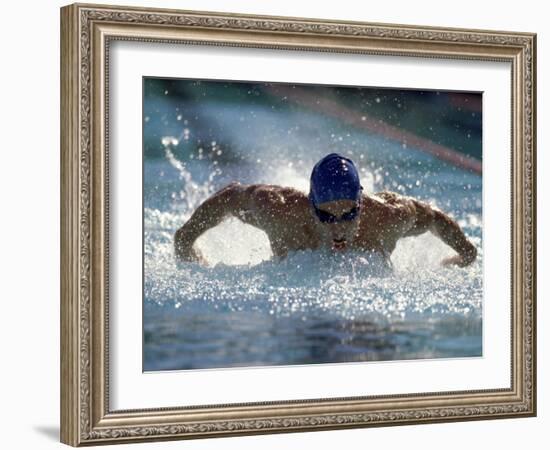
[143,99,482,371]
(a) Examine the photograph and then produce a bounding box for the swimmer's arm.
[174,182,245,262]
[405,199,477,267]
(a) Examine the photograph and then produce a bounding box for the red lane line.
[269,86,482,175]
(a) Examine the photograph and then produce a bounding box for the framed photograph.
[60,3,536,446]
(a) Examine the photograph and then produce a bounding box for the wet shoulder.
[367,191,416,218]
[243,184,305,204]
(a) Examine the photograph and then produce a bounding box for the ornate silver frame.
[60,3,536,446]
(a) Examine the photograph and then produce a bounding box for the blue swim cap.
[309,153,363,206]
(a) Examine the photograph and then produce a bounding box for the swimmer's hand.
[441,246,477,268]
[174,229,208,265]
[177,247,208,266]
[441,255,467,267]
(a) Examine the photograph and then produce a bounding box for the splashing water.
[144,102,482,371]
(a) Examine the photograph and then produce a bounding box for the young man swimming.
[174,153,477,267]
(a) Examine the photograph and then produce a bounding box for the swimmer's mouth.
[332,238,347,251]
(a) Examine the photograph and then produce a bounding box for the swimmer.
[174,153,477,267]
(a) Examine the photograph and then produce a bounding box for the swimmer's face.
[311,199,361,251]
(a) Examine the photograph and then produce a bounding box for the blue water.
[143,98,482,371]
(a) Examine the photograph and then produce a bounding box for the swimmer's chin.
[331,239,348,252]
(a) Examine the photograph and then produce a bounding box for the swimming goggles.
[313,204,361,223]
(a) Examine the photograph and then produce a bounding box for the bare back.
[231,184,321,257]
[195,184,421,257]
[175,182,477,267]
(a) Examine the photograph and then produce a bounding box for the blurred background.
[144,78,482,161]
